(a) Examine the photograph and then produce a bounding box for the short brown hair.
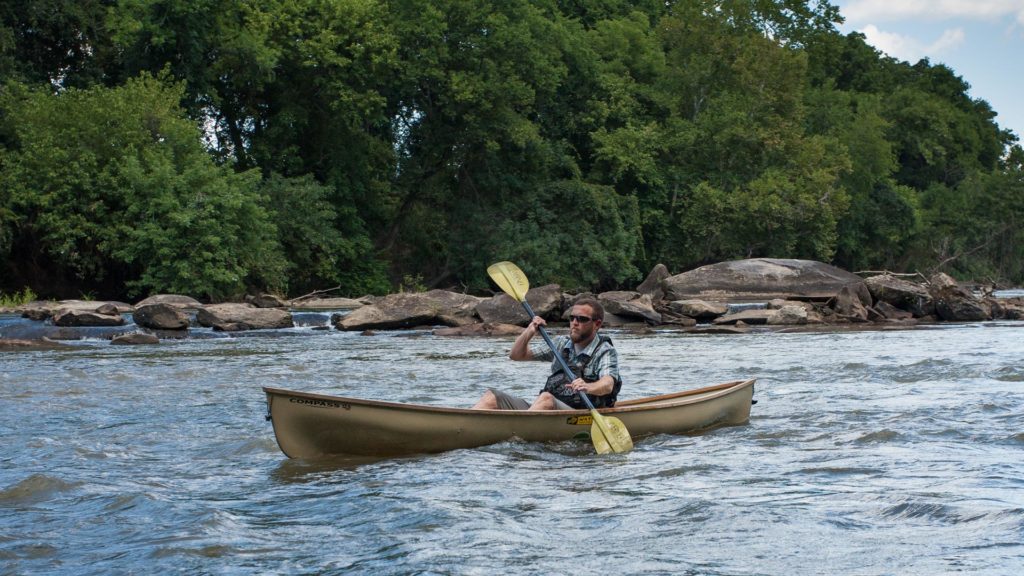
[572,297,604,322]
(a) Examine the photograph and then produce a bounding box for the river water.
[1,310,1023,575]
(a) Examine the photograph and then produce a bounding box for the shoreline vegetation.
[2,259,1022,349]
[2,2,1024,305]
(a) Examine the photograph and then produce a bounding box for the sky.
[829,0,1024,142]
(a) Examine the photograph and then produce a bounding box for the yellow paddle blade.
[590,411,633,454]
[590,416,612,454]
[487,261,530,302]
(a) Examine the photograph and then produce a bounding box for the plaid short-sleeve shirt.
[530,333,621,405]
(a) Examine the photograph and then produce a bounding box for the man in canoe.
[472,298,622,410]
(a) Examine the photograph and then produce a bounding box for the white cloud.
[860,24,965,61]
[843,0,1024,23]
[929,27,967,52]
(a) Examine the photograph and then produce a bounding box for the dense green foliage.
[1,1,1021,300]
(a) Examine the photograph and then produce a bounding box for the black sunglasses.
[569,315,593,324]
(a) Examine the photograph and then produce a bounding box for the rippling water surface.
[2,315,1023,574]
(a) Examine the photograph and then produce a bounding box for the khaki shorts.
[488,388,575,410]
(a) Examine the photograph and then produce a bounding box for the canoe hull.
[264,379,755,458]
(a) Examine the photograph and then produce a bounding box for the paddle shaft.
[518,300,598,411]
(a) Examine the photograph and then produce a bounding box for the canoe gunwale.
[262,378,755,416]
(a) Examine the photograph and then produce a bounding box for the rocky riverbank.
[2,259,1023,347]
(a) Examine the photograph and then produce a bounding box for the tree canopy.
[1,0,1021,300]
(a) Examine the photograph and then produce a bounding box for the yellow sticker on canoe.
[567,415,592,426]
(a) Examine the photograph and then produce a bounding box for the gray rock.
[658,310,698,327]
[134,294,202,309]
[52,308,125,327]
[713,309,777,325]
[197,303,294,331]
[247,293,289,308]
[111,333,160,345]
[637,263,670,302]
[0,338,67,350]
[20,303,53,321]
[336,290,483,331]
[598,291,662,324]
[928,272,959,291]
[290,297,365,310]
[834,285,870,322]
[136,295,203,309]
[865,274,935,317]
[873,301,914,321]
[767,299,820,313]
[476,285,561,326]
[990,299,1024,320]
[663,258,865,301]
[134,303,190,330]
[928,273,991,321]
[22,299,133,321]
[767,305,809,325]
[667,299,728,320]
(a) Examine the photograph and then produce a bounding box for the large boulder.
[873,301,914,321]
[833,285,870,323]
[246,293,289,308]
[290,297,365,310]
[928,273,991,321]
[335,290,483,331]
[21,300,133,321]
[666,299,728,321]
[636,264,670,303]
[598,291,662,324]
[475,284,562,326]
[767,305,810,325]
[657,311,698,327]
[663,259,865,302]
[52,306,125,327]
[133,303,190,330]
[864,274,935,317]
[197,303,294,331]
[134,294,202,310]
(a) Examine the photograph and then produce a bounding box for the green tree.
[804,87,919,271]
[382,0,599,287]
[639,8,848,269]
[0,0,121,88]
[261,173,389,296]
[0,73,285,300]
[490,180,642,291]
[109,0,399,293]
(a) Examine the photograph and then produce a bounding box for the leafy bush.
[0,287,36,307]
[0,73,286,300]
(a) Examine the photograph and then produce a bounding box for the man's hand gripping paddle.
[487,261,633,454]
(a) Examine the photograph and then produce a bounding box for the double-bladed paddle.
[487,261,633,454]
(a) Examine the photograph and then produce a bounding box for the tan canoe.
[264,378,755,458]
